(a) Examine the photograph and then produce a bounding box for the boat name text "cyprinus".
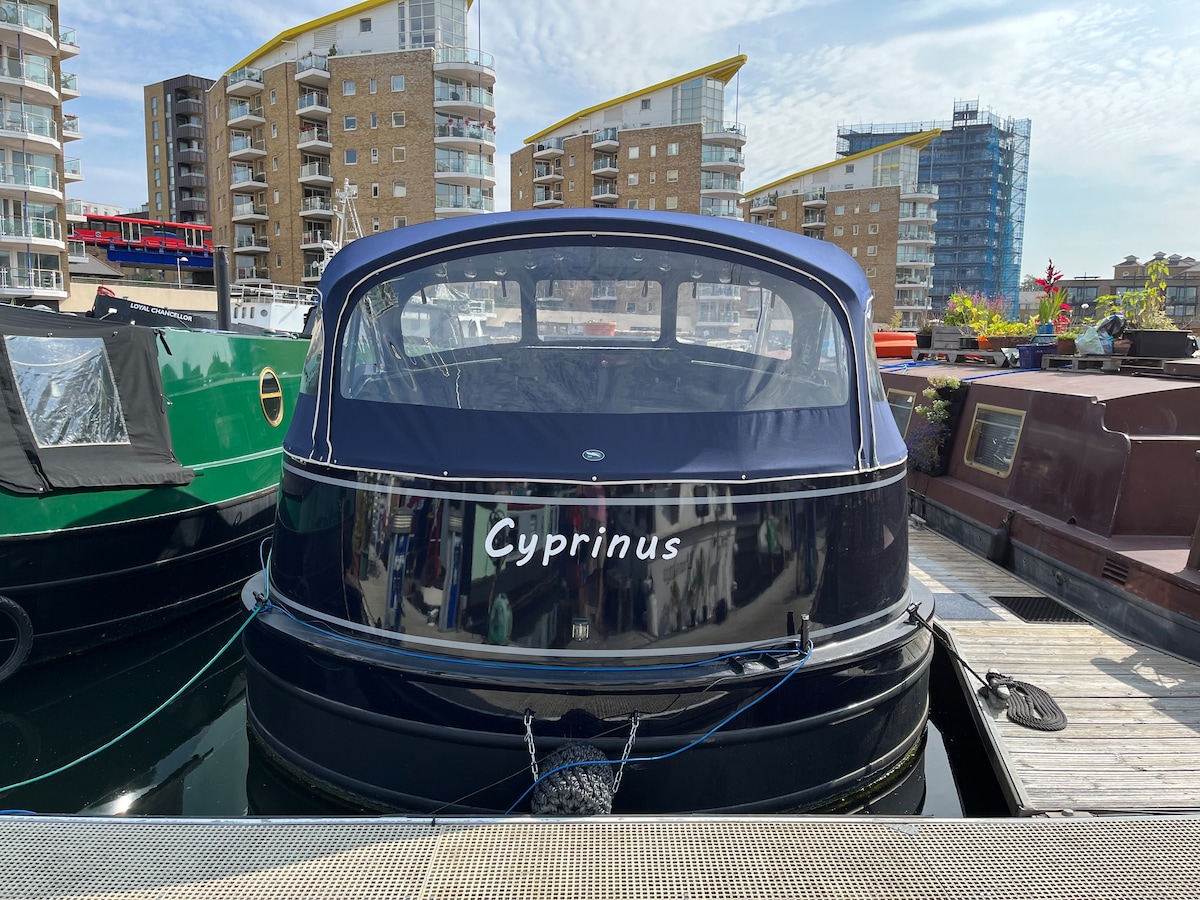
[485,516,681,567]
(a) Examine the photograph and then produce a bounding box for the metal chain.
[523,709,539,783]
[612,710,640,795]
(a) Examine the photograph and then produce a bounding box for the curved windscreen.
[338,243,850,413]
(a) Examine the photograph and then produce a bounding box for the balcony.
[235,266,271,282]
[900,182,939,200]
[591,128,619,150]
[65,199,83,222]
[296,91,331,119]
[59,27,80,57]
[0,3,56,51]
[0,57,55,98]
[592,181,618,203]
[226,66,264,98]
[228,102,265,127]
[700,147,744,170]
[297,126,332,151]
[302,260,323,282]
[61,72,79,100]
[235,235,270,254]
[229,135,266,160]
[0,215,62,245]
[433,47,496,86]
[0,266,65,297]
[62,114,80,141]
[231,201,268,223]
[175,96,204,115]
[701,173,742,196]
[803,188,827,207]
[897,225,935,244]
[802,212,826,227]
[0,163,59,197]
[435,190,494,216]
[895,276,933,288]
[177,172,205,189]
[701,119,746,146]
[177,197,208,214]
[295,55,330,86]
[298,160,333,185]
[434,83,495,116]
[899,205,937,223]
[434,121,496,151]
[0,110,56,145]
[896,250,935,266]
[592,155,618,176]
[231,166,268,190]
[749,193,777,212]
[300,229,331,249]
[63,157,82,183]
[435,155,496,184]
[533,189,563,208]
[299,195,334,218]
[177,147,206,165]
[174,122,204,140]
[533,163,563,183]
[532,138,564,159]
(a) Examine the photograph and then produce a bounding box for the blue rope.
[0,605,263,797]
[504,640,813,814]
[0,810,37,816]
[265,598,808,675]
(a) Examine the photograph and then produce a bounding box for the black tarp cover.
[0,305,194,494]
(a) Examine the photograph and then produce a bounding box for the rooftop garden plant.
[1095,258,1176,330]
[906,375,964,475]
[1032,259,1071,332]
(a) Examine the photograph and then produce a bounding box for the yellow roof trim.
[226,0,477,74]
[746,129,942,197]
[523,54,748,144]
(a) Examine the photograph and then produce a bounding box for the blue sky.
[66,0,1198,282]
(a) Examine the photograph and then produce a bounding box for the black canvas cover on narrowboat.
[86,293,219,331]
[0,304,193,494]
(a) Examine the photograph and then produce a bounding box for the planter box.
[931,325,975,350]
[1126,329,1191,359]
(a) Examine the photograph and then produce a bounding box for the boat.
[240,209,934,814]
[873,331,918,359]
[0,301,308,684]
[880,355,1200,663]
[87,284,318,336]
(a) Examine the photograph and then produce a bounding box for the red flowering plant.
[1033,259,1071,332]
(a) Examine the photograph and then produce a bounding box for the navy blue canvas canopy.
[287,209,905,484]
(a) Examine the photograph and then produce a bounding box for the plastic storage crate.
[1017,343,1055,369]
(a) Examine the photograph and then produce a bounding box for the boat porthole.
[259,368,284,427]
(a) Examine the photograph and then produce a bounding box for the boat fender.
[986,510,1015,564]
[0,595,33,684]
[530,741,615,815]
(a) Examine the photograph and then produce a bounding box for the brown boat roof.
[895,364,1200,402]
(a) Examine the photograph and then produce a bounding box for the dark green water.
[0,601,1003,818]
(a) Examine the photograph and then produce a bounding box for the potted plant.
[1095,259,1188,358]
[915,319,934,349]
[906,376,966,476]
[1032,259,1071,335]
[1056,328,1079,356]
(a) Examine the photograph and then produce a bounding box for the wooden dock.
[910,524,1200,816]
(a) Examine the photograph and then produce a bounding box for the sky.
[66,0,1199,282]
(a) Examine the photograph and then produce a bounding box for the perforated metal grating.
[988,595,1088,624]
[3,815,1200,899]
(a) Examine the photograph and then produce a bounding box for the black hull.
[1,487,278,667]
[241,586,934,814]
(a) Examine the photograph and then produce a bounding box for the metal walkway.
[3,814,1200,899]
[910,524,1200,816]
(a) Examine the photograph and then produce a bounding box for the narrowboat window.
[963,403,1025,477]
[886,389,915,434]
[338,243,851,411]
[4,336,130,448]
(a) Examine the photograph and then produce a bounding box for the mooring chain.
[612,710,640,795]
[523,709,540,783]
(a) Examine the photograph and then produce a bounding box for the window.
[665,196,678,209]
[641,98,651,110]
[650,145,657,157]
[155,191,162,210]
[371,148,379,163]
[568,180,574,191]
[371,182,380,198]
[345,149,357,164]
[392,112,406,127]
[886,389,915,434]
[370,113,378,129]
[834,205,845,215]
[868,223,879,234]
[273,189,280,204]
[869,201,880,212]
[667,143,679,155]
[372,216,380,232]
[964,404,1026,477]
[152,121,159,140]
[391,75,405,92]
[344,115,357,130]
[851,247,858,257]
[865,266,876,277]
[151,97,158,116]
[666,169,678,183]
[154,169,161,187]
[275,221,281,235]
[628,147,639,160]
[627,173,638,186]
[867,246,877,256]
[627,200,638,209]
[272,156,279,170]
[393,216,407,228]
[568,155,575,166]
[276,254,282,267]
[271,124,277,138]
[845,164,855,173]
[369,78,377,94]
[153,145,160,163]
[649,172,656,184]
[648,198,656,210]
[392,146,406,162]
[359,16,372,32]
[852,225,859,235]
[343,80,356,96]
[393,180,406,197]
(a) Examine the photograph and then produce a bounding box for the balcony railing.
[435,191,494,211]
[232,203,267,218]
[300,161,331,179]
[592,155,618,172]
[226,66,264,91]
[701,147,745,166]
[235,266,270,281]
[435,122,496,143]
[62,157,81,178]
[701,119,746,137]
[896,250,935,265]
[303,261,323,279]
[301,196,333,212]
[296,55,329,75]
[0,267,63,291]
[701,173,742,192]
[0,163,58,191]
[897,226,934,241]
[234,235,269,250]
[59,27,79,50]
[433,84,494,107]
[0,110,55,139]
[0,3,54,37]
[901,182,939,197]
[0,215,61,241]
[592,181,618,198]
[592,127,619,144]
[65,199,82,217]
[802,213,826,225]
[0,57,53,88]
[62,114,80,137]
[297,91,330,112]
[228,103,264,121]
[298,126,331,144]
[533,138,564,154]
[804,189,826,202]
[302,230,330,245]
[231,167,266,185]
[534,190,563,204]
[749,194,778,209]
[433,47,495,70]
[230,136,265,154]
[436,157,496,178]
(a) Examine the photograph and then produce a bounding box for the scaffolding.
[837,101,1031,318]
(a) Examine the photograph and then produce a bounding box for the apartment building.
[207,0,496,287]
[0,1,79,305]
[509,56,747,219]
[837,101,1030,315]
[1059,252,1200,330]
[742,131,940,329]
[144,74,215,224]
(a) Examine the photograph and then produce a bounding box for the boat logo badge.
[582,449,605,462]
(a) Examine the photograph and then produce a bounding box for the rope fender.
[530,742,615,816]
[0,595,32,685]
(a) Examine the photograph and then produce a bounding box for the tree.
[1019,273,1040,292]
